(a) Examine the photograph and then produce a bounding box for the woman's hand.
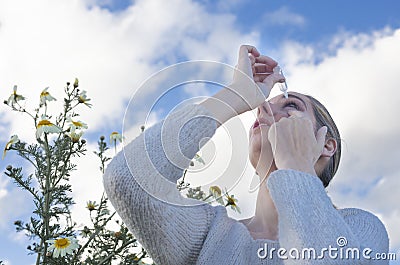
[200,45,285,126]
[268,111,328,175]
[230,45,285,114]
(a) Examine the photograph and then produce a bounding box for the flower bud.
[73,78,79,88]
[6,165,12,171]
[100,135,105,141]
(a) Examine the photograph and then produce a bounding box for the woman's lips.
[253,121,260,129]
[252,118,271,129]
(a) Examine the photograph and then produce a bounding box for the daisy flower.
[86,200,98,211]
[39,87,56,106]
[66,128,83,143]
[110,131,123,143]
[225,193,241,214]
[73,78,79,88]
[110,131,123,153]
[7,85,25,105]
[36,116,62,139]
[77,90,92,107]
[3,135,19,159]
[46,236,79,258]
[209,185,224,205]
[67,116,88,131]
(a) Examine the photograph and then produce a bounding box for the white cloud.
[263,6,306,27]
[0,0,259,141]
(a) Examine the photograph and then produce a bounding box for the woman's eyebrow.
[284,94,308,110]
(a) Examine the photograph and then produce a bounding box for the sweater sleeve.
[266,170,389,265]
[103,104,218,265]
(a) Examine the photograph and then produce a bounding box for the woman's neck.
[244,176,279,240]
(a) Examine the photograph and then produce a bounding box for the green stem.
[71,211,116,264]
[202,194,212,201]
[53,143,73,187]
[97,239,137,265]
[42,133,52,263]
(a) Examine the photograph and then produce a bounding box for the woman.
[103,45,389,264]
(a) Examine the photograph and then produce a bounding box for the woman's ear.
[321,137,337,158]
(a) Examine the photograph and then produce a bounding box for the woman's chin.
[249,152,274,172]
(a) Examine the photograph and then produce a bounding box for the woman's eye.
[284,102,300,110]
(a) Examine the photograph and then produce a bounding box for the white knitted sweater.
[103,104,389,265]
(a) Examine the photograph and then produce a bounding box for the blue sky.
[1,0,400,264]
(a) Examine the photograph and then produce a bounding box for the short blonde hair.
[306,95,341,187]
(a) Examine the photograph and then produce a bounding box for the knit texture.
[103,104,389,265]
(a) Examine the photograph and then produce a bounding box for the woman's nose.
[259,101,289,121]
[258,101,273,116]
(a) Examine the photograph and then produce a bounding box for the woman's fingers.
[236,45,260,77]
[239,45,260,59]
[255,55,278,68]
[238,45,259,68]
[253,63,274,74]
[288,110,305,118]
[249,54,256,65]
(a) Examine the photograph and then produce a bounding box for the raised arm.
[103,45,285,264]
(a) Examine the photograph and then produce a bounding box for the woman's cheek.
[249,133,274,169]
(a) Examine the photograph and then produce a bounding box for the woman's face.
[248,92,316,171]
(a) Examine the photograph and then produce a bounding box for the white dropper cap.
[273,65,288,98]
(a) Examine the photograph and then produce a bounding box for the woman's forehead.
[268,91,312,108]
[268,91,309,103]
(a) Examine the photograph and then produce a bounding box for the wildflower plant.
[2,81,149,264]
[177,158,241,213]
[2,79,240,264]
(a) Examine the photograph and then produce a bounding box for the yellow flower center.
[78,96,86,103]
[111,132,119,135]
[40,91,50,97]
[54,238,70,249]
[210,186,222,195]
[226,196,236,206]
[72,121,83,127]
[37,120,52,127]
